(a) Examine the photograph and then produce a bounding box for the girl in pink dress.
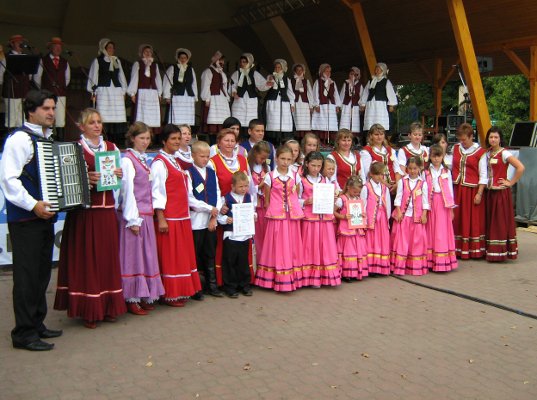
[285,139,302,175]
[361,162,391,275]
[254,145,305,292]
[248,141,272,256]
[335,176,369,281]
[425,145,458,272]
[298,151,340,287]
[391,157,430,276]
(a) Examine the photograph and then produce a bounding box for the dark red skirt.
[54,208,127,321]
[453,185,486,259]
[485,188,518,261]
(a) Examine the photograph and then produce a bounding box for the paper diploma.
[348,199,366,229]
[232,203,255,236]
[95,150,121,191]
[312,183,335,214]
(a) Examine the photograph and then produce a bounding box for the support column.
[446,0,491,145]
[530,46,537,121]
[343,0,377,77]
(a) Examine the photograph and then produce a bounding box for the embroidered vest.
[487,148,509,190]
[301,176,334,222]
[210,153,248,196]
[82,139,116,208]
[265,172,304,220]
[363,145,396,183]
[402,145,429,165]
[452,144,486,187]
[425,168,455,208]
[330,150,362,190]
[125,151,153,215]
[365,181,388,230]
[188,166,218,207]
[153,154,189,219]
[399,178,424,223]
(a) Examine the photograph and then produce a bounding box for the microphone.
[63,49,73,56]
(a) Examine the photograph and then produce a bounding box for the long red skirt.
[453,185,486,259]
[54,208,127,322]
[155,219,201,300]
[485,188,518,261]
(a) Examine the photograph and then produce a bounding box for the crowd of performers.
[49,109,524,329]
[1,35,398,146]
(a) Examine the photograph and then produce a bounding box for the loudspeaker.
[509,122,537,147]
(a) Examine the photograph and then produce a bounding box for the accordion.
[35,140,91,212]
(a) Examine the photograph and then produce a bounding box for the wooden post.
[344,0,377,77]
[446,0,491,145]
[530,46,537,121]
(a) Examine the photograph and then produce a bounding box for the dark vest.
[4,127,57,223]
[291,77,309,103]
[41,55,68,96]
[97,54,121,87]
[188,166,218,207]
[209,68,226,96]
[172,65,195,96]
[236,69,257,98]
[265,77,289,102]
[2,51,32,98]
[342,81,361,106]
[367,79,388,102]
[318,80,336,105]
[137,60,158,90]
[223,192,252,232]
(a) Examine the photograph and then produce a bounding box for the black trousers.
[221,238,251,294]
[8,219,55,345]
[192,229,218,292]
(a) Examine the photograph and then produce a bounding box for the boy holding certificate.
[217,171,256,298]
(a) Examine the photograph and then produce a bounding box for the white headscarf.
[98,38,119,71]
[346,66,361,95]
[293,63,306,92]
[370,62,388,89]
[272,58,287,88]
[318,63,333,96]
[175,48,191,83]
[238,53,255,87]
[138,44,153,78]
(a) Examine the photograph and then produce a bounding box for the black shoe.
[13,339,54,351]
[191,292,205,301]
[39,329,63,339]
[242,288,253,296]
[209,289,224,298]
[226,292,239,299]
[342,277,352,283]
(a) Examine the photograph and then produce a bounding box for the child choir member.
[391,157,429,276]
[264,59,295,144]
[255,145,305,292]
[452,123,487,259]
[87,38,128,145]
[230,53,268,129]
[186,141,224,298]
[118,122,165,315]
[291,63,313,138]
[240,119,276,169]
[359,62,397,133]
[398,121,429,174]
[484,127,525,262]
[200,51,231,144]
[322,158,342,195]
[299,151,341,287]
[327,129,366,191]
[312,63,341,143]
[361,162,392,275]
[55,108,126,328]
[163,48,197,125]
[127,44,162,129]
[151,124,201,306]
[218,172,256,297]
[335,176,368,281]
[425,145,458,272]
[339,67,362,137]
[175,124,194,169]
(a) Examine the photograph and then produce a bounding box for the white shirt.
[33,53,71,90]
[186,165,223,230]
[360,179,391,219]
[230,69,268,98]
[394,176,430,217]
[163,64,198,101]
[200,66,229,102]
[87,56,127,93]
[0,122,53,211]
[428,165,454,197]
[127,60,163,97]
[297,174,322,208]
[311,79,342,107]
[327,151,367,184]
[358,78,398,107]
[360,145,403,178]
[175,147,193,166]
[217,192,256,241]
[397,143,428,169]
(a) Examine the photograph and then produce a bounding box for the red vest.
[209,68,226,96]
[452,144,486,187]
[153,154,189,219]
[137,60,158,90]
[81,140,116,208]
[318,79,336,105]
[291,77,309,103]
[300,176,334,222]
[41,55,68,96]
[210,153,248,196]
[330,150,362,190]
[487,148,509,190]
[363,145,396,183]
[342,81,361,106]
[402,145,428,166]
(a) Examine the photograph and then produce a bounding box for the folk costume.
[250,162,269,254]
[397,143,429,172]
[175,146,194,170]
[312,64,341,142]
[291,63,313,137]
[327,150,366,191]
[360,144,402,185]
[339,67,363,134]
[163,48,198,125]
[359,63,398,131]
[127,44,162,128]
[264,59,295,144]
[200,51,231,136]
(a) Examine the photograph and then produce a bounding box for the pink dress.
[390,176,429,276]
[299,175,340,287]
[336,194,368,280]
[254,170,304,292]
[251,165,268,255]
[425,166,458,272]
[361,181,391,275]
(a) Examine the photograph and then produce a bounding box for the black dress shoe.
[209,289,224,298]
[191,291,205,301]
[39,329,63,339]
[13,339,54,351]
[242,288,253,296]
[226,292,239,299]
